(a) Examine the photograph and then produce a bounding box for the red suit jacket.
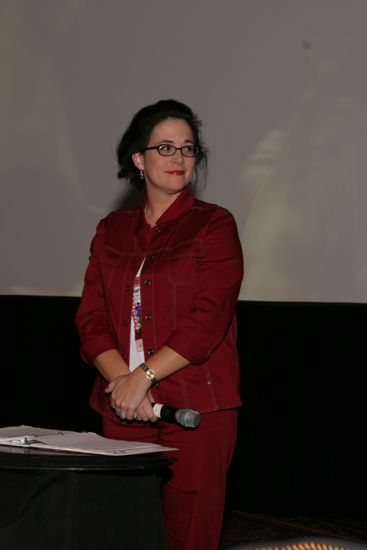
[76,188,244,420]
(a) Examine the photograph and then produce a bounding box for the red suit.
[76,188,244,549]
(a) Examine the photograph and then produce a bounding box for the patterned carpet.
[219,511,367,549]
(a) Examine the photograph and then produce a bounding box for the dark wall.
[228,301,366,519]
[0,295,101,433]
[1,296,365,518]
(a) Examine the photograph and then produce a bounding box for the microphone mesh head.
[175,409,201,428]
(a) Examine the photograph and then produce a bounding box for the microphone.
[152,403,200,428]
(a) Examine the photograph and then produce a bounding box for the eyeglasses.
[143,143,199,157]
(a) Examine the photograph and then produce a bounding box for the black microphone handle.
[152,403,200,428]
[153,404,177,423]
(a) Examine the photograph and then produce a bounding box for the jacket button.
[145,313,152,320]
[150,254,156,260]
[147,348,155,356]
[144,279,151,286]
[154,225,161,233]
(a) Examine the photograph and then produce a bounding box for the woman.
[76,99,244,550]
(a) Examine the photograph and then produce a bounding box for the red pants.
[103,409,238,550]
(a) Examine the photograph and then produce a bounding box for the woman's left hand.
[105,368,152,420]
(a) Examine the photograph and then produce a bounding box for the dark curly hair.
[116,99,208,190]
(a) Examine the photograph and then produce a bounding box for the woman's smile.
[166,170,185,175]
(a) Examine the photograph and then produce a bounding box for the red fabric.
[76,188,243,548]
[75,188,244,417]
[103,409,238,550]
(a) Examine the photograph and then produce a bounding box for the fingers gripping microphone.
[152,403,200,428]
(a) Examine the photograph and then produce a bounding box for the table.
[0,445,170,550]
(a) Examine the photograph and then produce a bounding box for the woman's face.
[133,118,196,197]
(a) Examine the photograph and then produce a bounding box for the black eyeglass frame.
[143,144,200,157]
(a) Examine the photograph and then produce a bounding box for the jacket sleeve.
[75,217,118,364]
[165,208,244,365]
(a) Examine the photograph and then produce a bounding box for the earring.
[139,170,144,180]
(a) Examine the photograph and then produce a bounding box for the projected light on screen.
[1,1,367,302]
[239,37,367,302]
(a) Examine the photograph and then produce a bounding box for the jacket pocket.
[97,246,125,292]
[167,239,203,284]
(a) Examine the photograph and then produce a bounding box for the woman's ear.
[132,152,144,170]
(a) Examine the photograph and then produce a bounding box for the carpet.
[220,511,367,549]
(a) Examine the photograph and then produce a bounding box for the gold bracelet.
[138,362,159,387]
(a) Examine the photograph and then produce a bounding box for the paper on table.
[0,425,177,456]
[0,425,78,442]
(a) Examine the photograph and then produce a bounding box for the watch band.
[138,362,159,387]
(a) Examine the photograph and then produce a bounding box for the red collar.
[134,187,194,234]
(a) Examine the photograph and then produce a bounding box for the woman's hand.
[105,369,156,421]
[134,394,158,422]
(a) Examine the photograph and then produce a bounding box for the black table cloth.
[0,446,170,550]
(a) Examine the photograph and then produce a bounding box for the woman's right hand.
[134,393,157,422]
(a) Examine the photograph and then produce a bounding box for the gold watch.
[138,362,159,386]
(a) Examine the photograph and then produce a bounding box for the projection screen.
[1,0,367,302]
